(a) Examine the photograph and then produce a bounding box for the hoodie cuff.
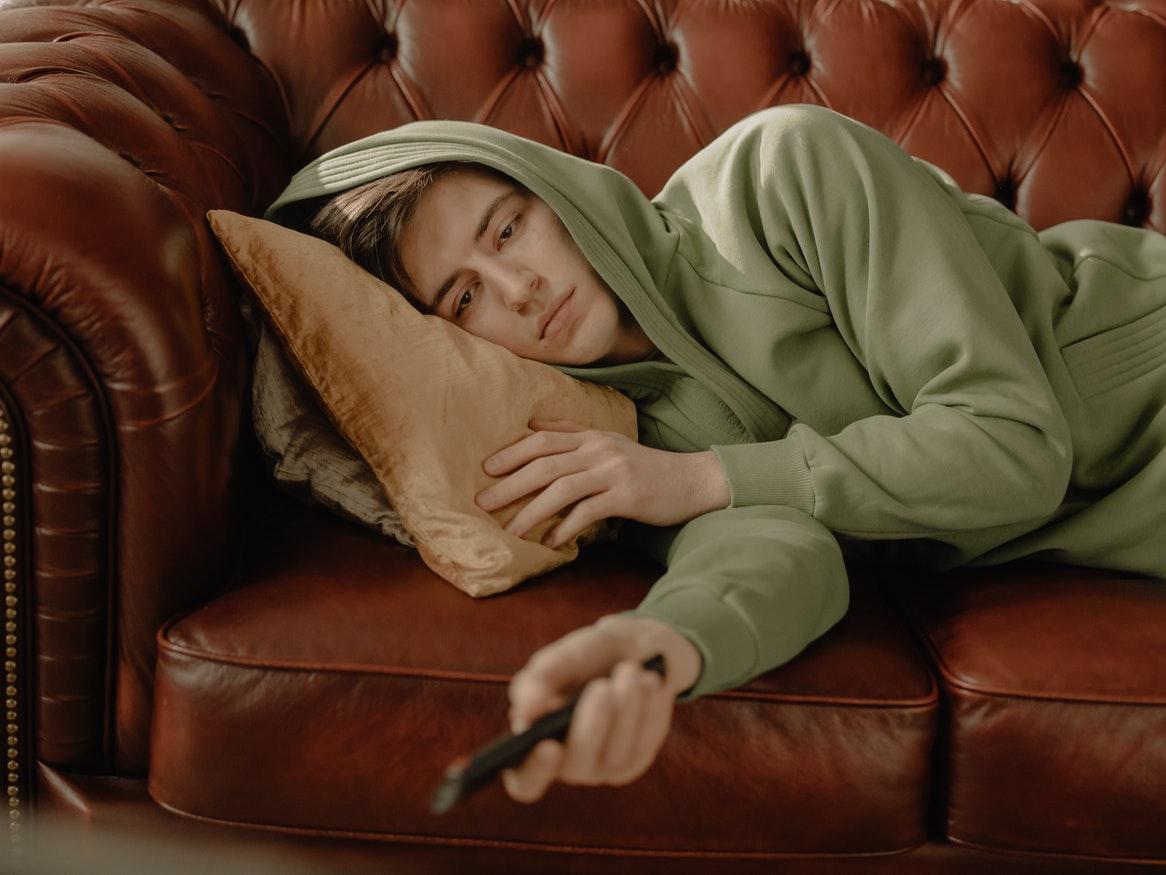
[710,435,815,516]
[618,586,759,703]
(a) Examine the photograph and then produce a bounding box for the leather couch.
[1,0,1163,872]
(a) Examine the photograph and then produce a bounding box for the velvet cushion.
[207,210,636,596]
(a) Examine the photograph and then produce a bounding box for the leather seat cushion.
[150,487,937,857]
[888,562,1166,861]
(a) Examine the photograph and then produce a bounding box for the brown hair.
[307,161,526,313]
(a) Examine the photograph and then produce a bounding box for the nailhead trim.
[0,409,21,853]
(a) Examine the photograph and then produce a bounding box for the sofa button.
[376,32,398,63]
[1122,189,1150,227]
[224,23,250,52]
[921,56,946,86]
[1058,58,1082,88]
[518,35,543,69]
[789,49,810,76]
[653,41,678,75]
[995,177,1016,211]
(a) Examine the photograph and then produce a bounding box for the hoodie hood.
[263,120,790,444]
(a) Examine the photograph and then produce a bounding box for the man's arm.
[619,503,849,700]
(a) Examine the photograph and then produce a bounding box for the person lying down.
[265,103,1166,804]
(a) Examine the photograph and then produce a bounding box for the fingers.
[503,681,610,807]
[557,671,618,784]
[508,626,627,728]
[501,473,601,540]
[502,623,678,804]
[502,662,667,803]
[502,739,564,803]
[480,428,578,480]
[476,433,596,537]
[624,671,673,782]
[541,495,608,549]
[589,660,646,778]
[476,425,625,544]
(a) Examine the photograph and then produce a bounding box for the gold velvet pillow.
[207,210,637,597]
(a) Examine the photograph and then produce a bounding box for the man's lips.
[539,288,574,340]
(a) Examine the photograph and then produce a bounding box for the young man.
[267,103,1166,804]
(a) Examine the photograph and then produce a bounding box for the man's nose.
[494,266,539,308]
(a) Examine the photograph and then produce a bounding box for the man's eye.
[454,216,520,319]
[455,284,477,319]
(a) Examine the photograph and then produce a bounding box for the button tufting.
[1122,189,1150,226]
[654,41,678,74]
[225,24,250,52]
[377,32,398,63]
[995,177,1016,210]
[789,49,810,76]
[518,35,543,69]
[1058,58,1082,88]
[921,56,946,86]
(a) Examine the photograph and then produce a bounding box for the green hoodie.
[266,104,1166,701]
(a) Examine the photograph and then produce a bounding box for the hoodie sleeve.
[707,105,1072,538]
[616,505,849,702]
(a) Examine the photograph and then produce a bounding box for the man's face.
[397,168,652,366]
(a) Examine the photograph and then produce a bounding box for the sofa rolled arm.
[0,0,290,786]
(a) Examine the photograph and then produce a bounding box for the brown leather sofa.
[2,0,1163,872]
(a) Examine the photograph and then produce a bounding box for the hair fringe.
[307,161,527,315]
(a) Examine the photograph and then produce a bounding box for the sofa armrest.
[0,0,290,783]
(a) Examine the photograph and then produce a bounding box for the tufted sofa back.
[222,0,1164,228]
[0,0,1161,777]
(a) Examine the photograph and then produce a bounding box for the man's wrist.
[697,449,731,514]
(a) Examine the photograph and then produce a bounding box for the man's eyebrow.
[428,190,514,315]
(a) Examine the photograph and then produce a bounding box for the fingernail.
[511,717,529,734]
